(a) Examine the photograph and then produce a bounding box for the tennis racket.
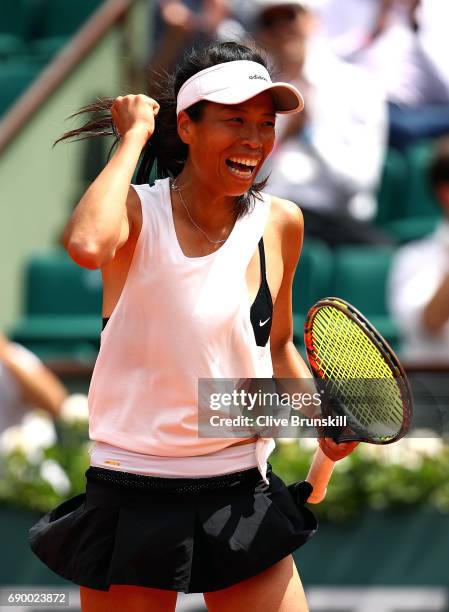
[303,297,413,504]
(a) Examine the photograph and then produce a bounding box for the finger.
[146,97,160,115]
[320,438,359,460]
[135,94,158,107]
[112,95,123,109]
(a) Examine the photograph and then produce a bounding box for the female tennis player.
[29,42,357,612]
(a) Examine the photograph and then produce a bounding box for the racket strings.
[310,307,404,439]
[314,309,391,379]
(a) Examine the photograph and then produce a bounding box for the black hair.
[56,41,273,218]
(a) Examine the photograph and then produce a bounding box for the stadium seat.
[23,249,102,315]
[1,0,106,115]
[292,238,333,344]
[377,141,441,243]
[0,60,41,116]
[403,140,441,219]
[10,249,102,360]
[0,35,27,60]
[329,246,400,350]
[375,148,408,226]
[385,215,439,243]
[28,0,104,59]
[0,0,28,59]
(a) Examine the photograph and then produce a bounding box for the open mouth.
[225,157,260,179]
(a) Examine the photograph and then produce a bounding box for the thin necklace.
[171,179,229,245]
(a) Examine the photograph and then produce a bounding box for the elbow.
[65,239,114,269]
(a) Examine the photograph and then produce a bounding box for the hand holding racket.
[303,298,413,504]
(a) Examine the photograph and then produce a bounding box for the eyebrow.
[219,105,276,117]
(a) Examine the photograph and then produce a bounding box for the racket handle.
[305,447,336,504]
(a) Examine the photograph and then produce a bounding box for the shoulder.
[267,195,304,269]
[269,194,304,241]
[129,179,167,218]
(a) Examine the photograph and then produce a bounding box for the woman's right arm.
[62,95,159,269]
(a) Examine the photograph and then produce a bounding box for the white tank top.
[88,178,275,481]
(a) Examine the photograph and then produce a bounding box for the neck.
[173,168,238,232]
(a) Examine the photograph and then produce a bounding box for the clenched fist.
[319,437,359,461]
[111,94,160,145]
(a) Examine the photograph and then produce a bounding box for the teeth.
[229,157,259,168]
[228,165,252,178]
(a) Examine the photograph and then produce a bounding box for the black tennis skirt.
[29,463,317,594]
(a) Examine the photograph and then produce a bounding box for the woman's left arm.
[269,198,309,380]
[269,197,357,461]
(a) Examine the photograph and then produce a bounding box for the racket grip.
[305,447,336,504]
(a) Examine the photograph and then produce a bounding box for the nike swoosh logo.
[259,318,271,327]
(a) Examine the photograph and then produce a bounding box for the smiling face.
[177,91,276,197]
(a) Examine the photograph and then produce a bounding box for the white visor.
[176,60,304,116]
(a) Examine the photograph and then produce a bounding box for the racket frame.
[304,297,413,445]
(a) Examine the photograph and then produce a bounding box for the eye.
[263,120,276,128]
[227,117,244,123]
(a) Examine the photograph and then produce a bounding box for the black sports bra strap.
[258,237,267,280]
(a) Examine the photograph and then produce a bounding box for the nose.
[240,122,263,149]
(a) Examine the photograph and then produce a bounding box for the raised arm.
[62,95,160,269]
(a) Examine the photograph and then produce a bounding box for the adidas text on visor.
[176,60,304,115]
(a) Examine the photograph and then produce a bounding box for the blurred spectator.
[252,0,392,247]
[319,0,449,148]
[388,138,449,364]
[149,0,245,74]
[0,332,68,433]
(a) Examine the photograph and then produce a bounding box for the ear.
[177,111,193,145]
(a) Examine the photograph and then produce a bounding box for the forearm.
[63,130,146,265]
[271,341,320,417]
[422,273,449,333]
[271,341,312,379]
[1,347,68,417]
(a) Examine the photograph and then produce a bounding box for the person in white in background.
[319,0,449,107]
[0,334,90,499]
[252,0,391,246]
[388,137,449,435]
[0,332,68,433]
[389,138,449,364]
[319,0,449,148]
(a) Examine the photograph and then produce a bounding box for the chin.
[224,174,256,195]
[227,185,253,198]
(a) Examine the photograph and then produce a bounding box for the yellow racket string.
[311,306,404,438]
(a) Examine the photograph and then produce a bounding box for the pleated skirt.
[29,463,317,593]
